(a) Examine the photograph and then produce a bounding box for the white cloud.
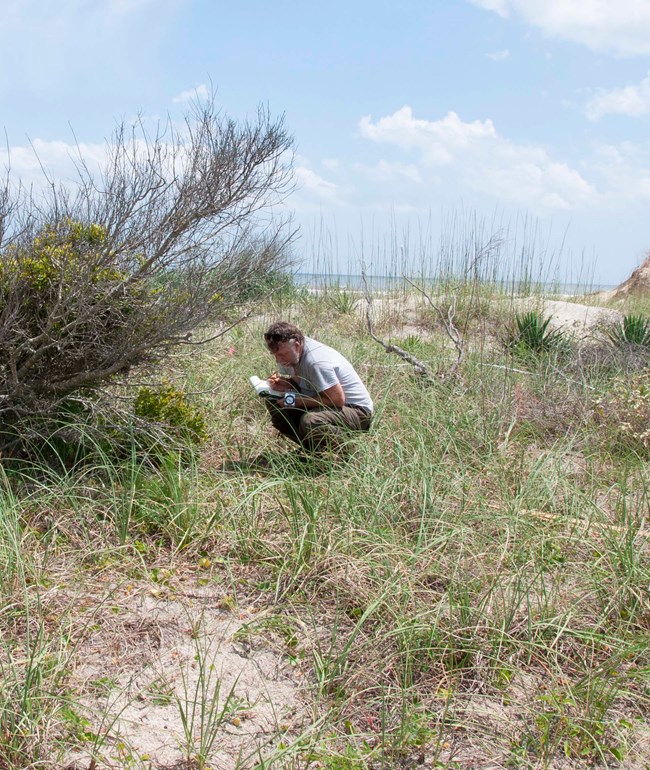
[354,160,422,184]
[359,107,496,165]
[173,83,210,104]
[359,107,595,211]
[293,166,343,210]
[585,72,650,119]
[1,139,108,187]
[487,49,511,61]
[0,136,184,192]
[472,0,509,13]
[468,0,650,56]
[322,158,341,170]
[588,141,650,201]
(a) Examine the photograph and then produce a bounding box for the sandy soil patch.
[363,293,623,339]
[510,297,622,337]
[63,578,308,769]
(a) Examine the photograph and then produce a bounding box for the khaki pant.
[266,401,372,450]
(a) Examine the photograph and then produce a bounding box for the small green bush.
[134,384,207,446]
[236,269,302,303]
[0,219,129,338]
[607,313,650,348]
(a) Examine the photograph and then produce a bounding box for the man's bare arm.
[284,382,345,410]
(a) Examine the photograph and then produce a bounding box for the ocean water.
[293,272,615,295]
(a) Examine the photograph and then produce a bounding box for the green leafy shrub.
[237,269,303,303]
[505,310,564,355]
[0,98,293,459]
[606,313,650,348]
[0,219,145,394]
[134,384,207,447]
[593,372,650,455]
[0,219,128,333]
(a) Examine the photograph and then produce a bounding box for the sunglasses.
[263,332,288,343]
[264,333,298,348]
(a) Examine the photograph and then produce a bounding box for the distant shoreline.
[292,271,615,295]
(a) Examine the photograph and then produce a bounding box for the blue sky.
[3,0,650,285]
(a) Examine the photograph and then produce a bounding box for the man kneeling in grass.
[263,322,373,451]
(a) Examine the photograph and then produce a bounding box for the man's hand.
[268,373,294,393]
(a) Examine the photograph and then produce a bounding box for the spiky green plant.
[326,289,360,315]
[607,313,650,348]
[506,309,564,354]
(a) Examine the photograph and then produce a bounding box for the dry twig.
[360,271,438,382]
[403,276,464,374]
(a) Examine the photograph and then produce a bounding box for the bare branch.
[403,276,464,374]
[361,270,438,383]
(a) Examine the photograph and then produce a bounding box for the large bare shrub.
[0,99,294,453]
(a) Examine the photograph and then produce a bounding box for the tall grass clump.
[0,479,72,768]
[0,619,72,769]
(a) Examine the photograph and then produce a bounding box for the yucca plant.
[607,313,650,348]
[505,310,564,354]
[326,288,360,315]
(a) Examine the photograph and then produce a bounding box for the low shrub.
[134,384,207,447]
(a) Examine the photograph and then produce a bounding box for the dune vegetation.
[1,252,649,769]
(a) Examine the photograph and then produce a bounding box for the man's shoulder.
[302,337,342,364]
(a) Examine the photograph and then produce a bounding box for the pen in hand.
[268,373,293,392]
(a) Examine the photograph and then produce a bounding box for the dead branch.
[361,271,438,383]
[403,276,464,374]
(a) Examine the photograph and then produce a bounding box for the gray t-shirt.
[279,337,373,413]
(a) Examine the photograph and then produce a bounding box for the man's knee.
[299,412,344,450]
[267,402,301,441]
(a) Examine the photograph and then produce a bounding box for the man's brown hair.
[263,322,304,351]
